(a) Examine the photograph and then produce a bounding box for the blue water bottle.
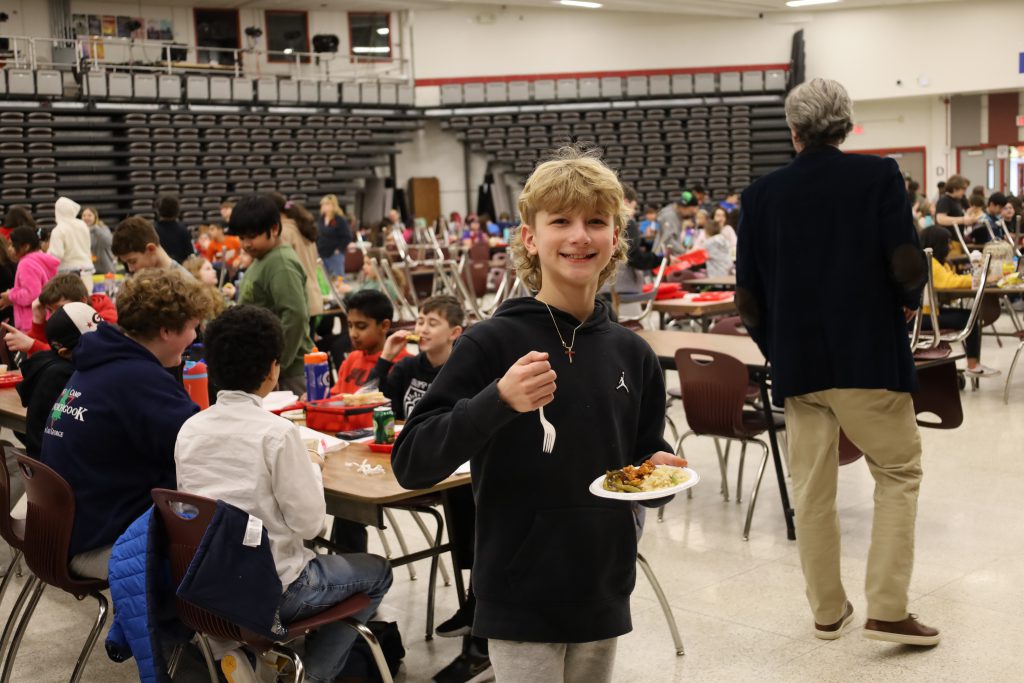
[304,348,331,400]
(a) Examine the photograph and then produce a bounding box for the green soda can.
[373,405,395,444]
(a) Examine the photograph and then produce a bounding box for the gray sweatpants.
[488,638,617,683]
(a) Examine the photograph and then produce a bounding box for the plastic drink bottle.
[183,361,210,410]
[304,348,331,401]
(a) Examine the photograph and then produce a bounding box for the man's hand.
[30,298,45,325]
[497,351,557,413]
[381,329,412,362]
[2,322,32,354]
[650,451,688,468]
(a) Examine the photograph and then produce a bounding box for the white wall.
[395,121,489,217]
[409,1,1024,102]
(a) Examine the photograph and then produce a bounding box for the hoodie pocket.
[505,507,636,603]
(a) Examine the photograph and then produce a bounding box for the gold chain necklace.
[543,302,585,364]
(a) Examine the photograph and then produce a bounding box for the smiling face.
[81,208,96,226]
[521,208,618,295]
[414,310,460,356]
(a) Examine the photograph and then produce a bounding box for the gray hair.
[784,78,854,147]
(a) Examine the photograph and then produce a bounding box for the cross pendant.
[564,347,575,364]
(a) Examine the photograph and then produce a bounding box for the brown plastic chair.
[674,349,784,540]
[151,488,393,683]
[838,429,863,466]
[4,455,108,683]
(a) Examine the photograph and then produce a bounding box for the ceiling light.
[377,27,390,35]
[352,46,390,54]
[785,0,841,6]
[559,0,603,8]
[283,48,293,54]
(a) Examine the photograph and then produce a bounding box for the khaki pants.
[784,389,923,624]
[488,638,617,683]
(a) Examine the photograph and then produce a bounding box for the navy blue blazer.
[735,145,926,406]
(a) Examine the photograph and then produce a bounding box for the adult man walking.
[735,78,939,646]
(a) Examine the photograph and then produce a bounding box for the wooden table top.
[0,380,26,421]
[636,329,961,372]
[652,296,737,317]
[636,329,765,368]
[936,286,1024,296]
[322,440,470,505]
[691,276,737,288]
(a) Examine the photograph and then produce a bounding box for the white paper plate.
[589,466,700,501]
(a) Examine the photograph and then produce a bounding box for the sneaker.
[220,648,259,683]
[435,604,473,638]
[863,614,940,646]
[966,364,1001,377]
[814,601,854,640]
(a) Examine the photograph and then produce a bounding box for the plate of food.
[589,459,699,501]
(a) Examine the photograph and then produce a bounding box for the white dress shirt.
[174,390,326,588]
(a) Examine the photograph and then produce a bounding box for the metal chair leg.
[1004,341,1024,404]
[742,442,771,541]
[166,644,184,678]
[383,509,416,581]
[0,575,37,675]
[664,413,679,447]
[69,591,108,683]
[0,551,22,619]
[736,442,748,505]
[410,510,451,586]
[0,579,43,683]
[269,645,305,683]
[714,438,730,501]
[343,618,395,683]
[409,505,446,640]
[193,634,220,683]
[637,553,684,656]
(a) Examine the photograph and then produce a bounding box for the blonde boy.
[392,148,685,682]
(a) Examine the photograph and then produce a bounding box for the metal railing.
[0,34,411,84]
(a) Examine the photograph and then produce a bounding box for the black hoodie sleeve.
[633,346,673,465]
[373,355,413,420]
[392,334,519,489]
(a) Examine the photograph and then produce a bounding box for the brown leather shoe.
[814,601,854,640]
[864,614,940,646]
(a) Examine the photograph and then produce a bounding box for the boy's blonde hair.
[510,146,630,292]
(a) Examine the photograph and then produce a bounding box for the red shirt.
[330,348,410,430]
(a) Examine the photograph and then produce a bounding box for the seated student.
[392,147,685,681]
[374,295,464,420]
[16,302,101,459]
[39,268,214,579]
[231,194,314,396]
[1,226,60,332]
[111,216,192,275]
[919,226,997,378]
[3,273,117,357]
[175,305,392,683]
[329,290,410,426]
[971,192,1010,244]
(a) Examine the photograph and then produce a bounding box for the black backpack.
[337,620,405,683]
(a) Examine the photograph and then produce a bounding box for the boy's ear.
[56,347,73,361]
[380,318,392,333]
[145,242,158,255]
[520,224,538,256]
[448,325,463,342]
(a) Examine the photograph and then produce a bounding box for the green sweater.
[239,243,313,380]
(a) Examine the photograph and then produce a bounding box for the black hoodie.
[16,350,74,459]
[392,297,670,643]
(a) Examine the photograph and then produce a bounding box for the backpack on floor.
[336,620,405,683]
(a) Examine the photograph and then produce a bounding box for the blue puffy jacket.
[105,507,188,683]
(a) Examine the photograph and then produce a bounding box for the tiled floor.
[4,323,1024,682]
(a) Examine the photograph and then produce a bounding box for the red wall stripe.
[414,63,790,88]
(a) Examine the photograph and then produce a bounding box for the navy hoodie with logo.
[40,323,199,556]
[392,297,671,644]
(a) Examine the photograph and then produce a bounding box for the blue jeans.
[322,252,346,280]
[278,553,393,683]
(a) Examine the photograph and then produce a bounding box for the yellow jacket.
[923,257,972,314]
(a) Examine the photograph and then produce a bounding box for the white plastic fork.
[538,406,556,453]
